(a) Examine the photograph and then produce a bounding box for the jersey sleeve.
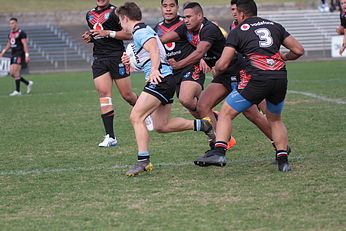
[134,27,156,48]
[277,23,290,42]
[199,24,219,45]
[225,29,239,49]
[174,23,187,40]
[20,31,27,39]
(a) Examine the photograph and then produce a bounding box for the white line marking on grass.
[288,90,346,105]
[0,157,304,177]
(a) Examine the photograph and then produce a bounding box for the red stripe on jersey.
[88,8,113,26]
[159,19,184,34]
[248,52,285,71]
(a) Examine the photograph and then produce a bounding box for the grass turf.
[0,60,345,230]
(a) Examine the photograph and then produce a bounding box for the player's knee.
[196,101,210,116]
[99,97,113,110]
[129,110,141,125]
[121,91,135,104]
[179,97,195,111]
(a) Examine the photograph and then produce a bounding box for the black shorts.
[174,64,205,97]
[92,56,129,79]
[211,72,239,92]
[143,75,176,105]
[10,55,24,65]
[240,75,287,105]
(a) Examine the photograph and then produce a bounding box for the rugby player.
[116,2,215,177]
[83,0,146,147]
[194,0,304,172]
[161,2,273,152]
[154,0,205,119]
[0,18,33,96]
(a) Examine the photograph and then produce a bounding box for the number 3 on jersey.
[255,28,273,48]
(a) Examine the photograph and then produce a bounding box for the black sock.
[20,77,29,85]
[101,110,115,138]
[214,141,227,155]
[15,79,20,92]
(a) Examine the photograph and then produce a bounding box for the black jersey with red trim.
[340,12,346,28]
[154,16,195,62]
[86,4,124,58]
[226,17,290,77]
[8,29,26,57]
[175,18,226,68]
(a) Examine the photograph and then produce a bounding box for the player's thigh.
[114,76,133,96]
[93,72,113,97]
[179,80,203,101]
[151,104,172,127]
[10,64,21,77]
[131,92,161,120]
[198,83,229,110]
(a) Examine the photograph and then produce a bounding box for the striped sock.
[215,141,227,155]
[138,151,150,161]
[276,150,288,157]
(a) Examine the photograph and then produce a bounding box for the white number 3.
[255,28,273,48]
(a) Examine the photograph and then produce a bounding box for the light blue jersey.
[132,23,173,80]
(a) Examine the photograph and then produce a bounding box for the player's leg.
[197,82,229,128]
[178,80,203,118]
[266,78,291,172]
[9,63,22,96]
[114,76,138,106]
[195,89,252,167]
[93,72,117,147]
[242,104,272,140]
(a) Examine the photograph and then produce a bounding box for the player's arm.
[143,38,163,84]
[21,38,30,62]
[214,46,236,76]
[160,31,180,43]
[169,41,211,70]
[0,41,11,57]
[90,29,132,40]
[281,35,305,61]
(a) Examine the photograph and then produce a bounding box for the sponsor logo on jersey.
[93,23,103,31]
[267,59,275,66]
[88,15,94,22]
[104,13,110,20]
[164,42,175,51]
[241,24,250,31]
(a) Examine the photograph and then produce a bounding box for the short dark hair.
[183,2,203,14]
[10,17,18,22]
[237,0,257,16]
[116,2,142,21]
[161,0,178,4]
[231,0,237,5]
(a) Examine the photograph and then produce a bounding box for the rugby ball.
[125,43,141,71]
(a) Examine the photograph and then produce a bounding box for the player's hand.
[200,59,211,73]
[90,29,109,38]
[25,57,30,63]
[339,46,345,56]
[168,58,179,70]
[148,69,163,85]
[82,31,92,43]
[121,52,130,66]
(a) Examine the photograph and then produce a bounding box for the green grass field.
[0,0,313,13]
[0,60,345,230]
